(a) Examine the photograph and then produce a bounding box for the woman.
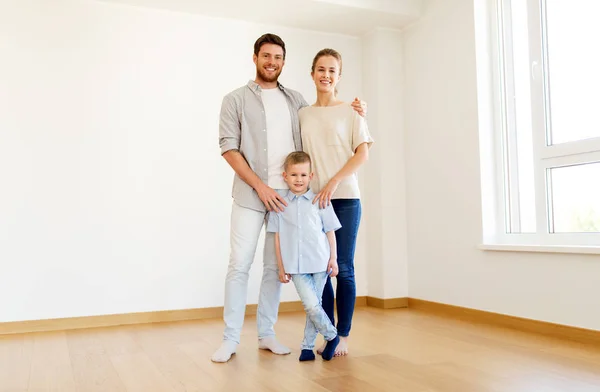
[298,48,373,356]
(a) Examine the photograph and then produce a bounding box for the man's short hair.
[254,33,286,59]
[283,151,311,171]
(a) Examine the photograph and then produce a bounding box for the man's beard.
[257,67,281,83]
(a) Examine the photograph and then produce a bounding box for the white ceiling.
[97,0,424,36]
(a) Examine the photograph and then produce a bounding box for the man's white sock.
[258,336,291,355]
[211,340,237,363]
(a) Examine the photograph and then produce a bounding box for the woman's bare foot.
[334,336,349,356]
[316,340,327,354]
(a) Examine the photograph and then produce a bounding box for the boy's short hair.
[283,151,311,171]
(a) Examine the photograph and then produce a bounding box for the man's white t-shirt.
[262,88,295,189]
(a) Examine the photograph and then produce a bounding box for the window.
[478,0,600,249]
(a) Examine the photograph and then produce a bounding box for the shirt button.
[263,129,266,132]
[264,148,266,151]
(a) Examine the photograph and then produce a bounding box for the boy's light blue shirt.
[267,189,342,274]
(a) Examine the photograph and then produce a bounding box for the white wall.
[8,0,594,332]
[362,29,408,299]
[0,0,365,322]
[403,0,600,331]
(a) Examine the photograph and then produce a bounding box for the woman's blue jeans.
[322,199,361,337]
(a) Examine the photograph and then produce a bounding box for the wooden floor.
[1,307,600,391]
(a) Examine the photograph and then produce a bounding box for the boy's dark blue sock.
[321,336,339,361]
[299,349,315,361]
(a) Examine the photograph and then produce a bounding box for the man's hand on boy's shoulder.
[256,183,287,212]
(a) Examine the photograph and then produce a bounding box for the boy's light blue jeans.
[291,272,337,350]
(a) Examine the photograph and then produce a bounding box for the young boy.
[267,151,342,361]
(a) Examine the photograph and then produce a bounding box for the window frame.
[478,0,600,251]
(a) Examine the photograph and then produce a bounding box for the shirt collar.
[247,80,286,93]
[284,188,314,201]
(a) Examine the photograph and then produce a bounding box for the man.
[212,33,365,363]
